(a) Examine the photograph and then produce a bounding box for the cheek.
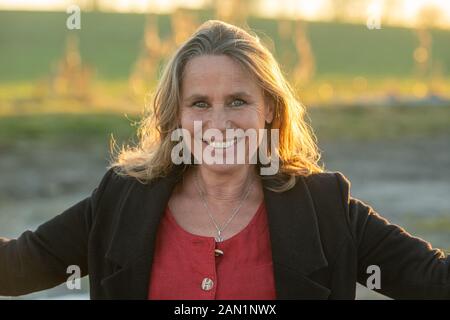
[180,109,198,131]
[240,105,267,128]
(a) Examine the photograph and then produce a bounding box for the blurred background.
[0,0,449,300]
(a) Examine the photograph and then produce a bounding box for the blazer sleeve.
[335,172,450,299]
[0,167,115,297]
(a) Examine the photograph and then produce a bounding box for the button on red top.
[148,201,277,300]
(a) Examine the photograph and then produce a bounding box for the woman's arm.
[336,173,450,299]
[0,168,114,297]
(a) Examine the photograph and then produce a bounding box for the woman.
[0,20,449,300]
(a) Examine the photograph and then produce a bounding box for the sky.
[1,0,450,28]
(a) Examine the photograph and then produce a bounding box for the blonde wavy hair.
[109,20,322,192]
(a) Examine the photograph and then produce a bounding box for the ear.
[264,99,275,124]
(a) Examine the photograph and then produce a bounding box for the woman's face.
[179,54,274,174]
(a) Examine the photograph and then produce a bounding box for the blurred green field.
[0,112,138,146]
[1,106,449,147]
[1,10,450,147]
[1,10,450,82]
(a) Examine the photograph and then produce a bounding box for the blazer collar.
[103,167,330,299]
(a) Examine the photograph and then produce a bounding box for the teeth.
[203,138,237,149]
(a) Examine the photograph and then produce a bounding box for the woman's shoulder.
[299,171,354,226]
[92,166,144,203]
[94,165,180,202]
[99,165,161,188]
[98,166,135,189]
[301,171,351,198]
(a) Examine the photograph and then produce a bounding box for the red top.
[148,201,277,300]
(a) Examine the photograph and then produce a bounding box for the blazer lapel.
[262,176,330,299]
[103,167,183,299]
[103,168,330,299]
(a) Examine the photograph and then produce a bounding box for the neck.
[191,165,258,203]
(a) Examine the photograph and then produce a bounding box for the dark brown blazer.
[1,166,449,299]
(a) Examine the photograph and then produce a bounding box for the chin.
[198,162,246,175]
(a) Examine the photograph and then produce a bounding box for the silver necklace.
[194,169,254,243]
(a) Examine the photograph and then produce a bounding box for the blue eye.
[230,99,246,107]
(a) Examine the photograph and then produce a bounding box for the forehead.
[181,55,261,97]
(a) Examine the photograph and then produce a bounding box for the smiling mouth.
[202,137,241,149]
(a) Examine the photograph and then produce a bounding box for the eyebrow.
[182,91,253,103]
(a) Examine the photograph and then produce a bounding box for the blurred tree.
[129,9,199,101]
[292,19,316,85]
[277,1,316,86]
[382,0,402,26]
[417,4,444,29]
[89,0,99,12]
[413,5,444,78]
[413,5,447,96]
[211,0,255,27]
[413,28,432,78]
[171,7,199,46]
[277,19,296,73]
[330,0,360,22]
[40,33,93,102]
[129,15,173,100]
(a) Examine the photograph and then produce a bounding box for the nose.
[205,104,231,131]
